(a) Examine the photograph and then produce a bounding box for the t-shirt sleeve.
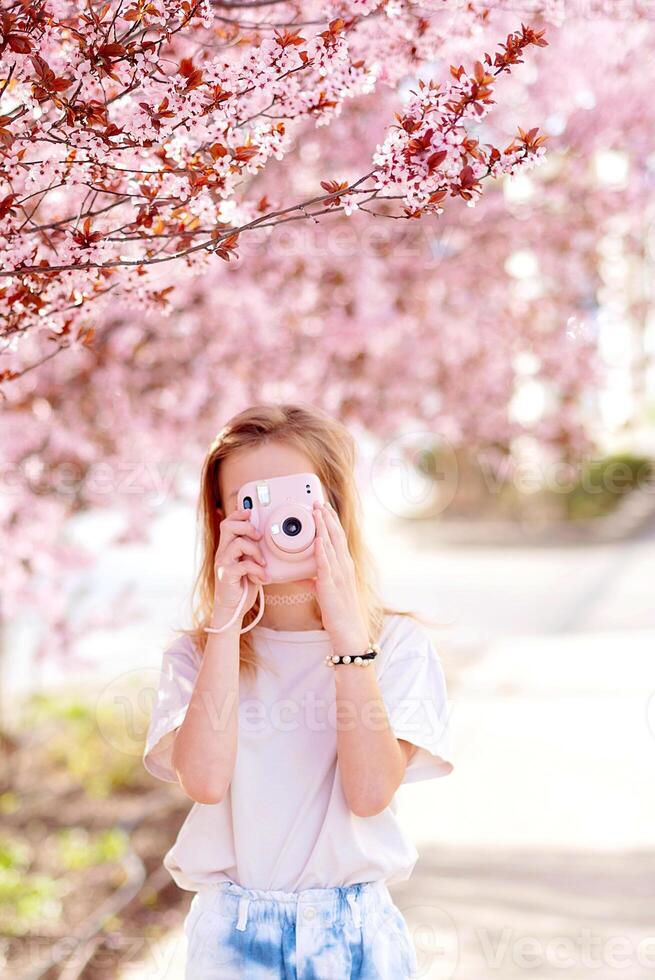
[143,634,200,783]
[377,617,454,784]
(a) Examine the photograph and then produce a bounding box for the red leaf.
[184,69,204,91]
[320,179,349,195]
[7,34,32,54]
[178,57,195,77]
[97,43,127,58]
[209,143,229,160]
[426,150,447,172]
[212,233,240,261]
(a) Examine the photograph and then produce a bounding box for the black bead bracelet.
[324,643,380,668]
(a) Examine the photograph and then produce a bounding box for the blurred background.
[2,3,655,979]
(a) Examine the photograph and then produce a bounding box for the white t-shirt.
[143,613,453,893]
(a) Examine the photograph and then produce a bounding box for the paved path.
[381,512,655,979]
[393,628,654,979]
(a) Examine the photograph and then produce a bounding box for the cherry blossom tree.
[1,0,547,383]
[3,2,654,657]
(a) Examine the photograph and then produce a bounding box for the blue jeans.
[183,878,417,979]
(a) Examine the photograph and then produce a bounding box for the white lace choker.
[264,591,315,606]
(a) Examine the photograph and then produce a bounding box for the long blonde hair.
[181,402,414,677]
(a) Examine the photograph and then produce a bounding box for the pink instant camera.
[237,472,326,584]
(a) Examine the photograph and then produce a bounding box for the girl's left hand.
[309,500,369,657]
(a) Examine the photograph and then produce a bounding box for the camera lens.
[243,496,253,510]
[282,517,302,537]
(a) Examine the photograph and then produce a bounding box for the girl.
[143,403,453,979]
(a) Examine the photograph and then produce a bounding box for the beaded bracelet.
[324,643,380,668]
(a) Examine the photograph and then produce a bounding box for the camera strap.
[203,581,266,636]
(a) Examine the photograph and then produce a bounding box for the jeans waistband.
[195,879,392,931]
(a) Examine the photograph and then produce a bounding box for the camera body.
[237,472,326,584]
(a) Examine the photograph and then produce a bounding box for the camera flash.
[271,523,280,535]
[256,483,270,504]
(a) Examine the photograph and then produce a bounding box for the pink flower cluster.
[372,28,549,216]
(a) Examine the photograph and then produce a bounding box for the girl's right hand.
[212,507,267,626]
